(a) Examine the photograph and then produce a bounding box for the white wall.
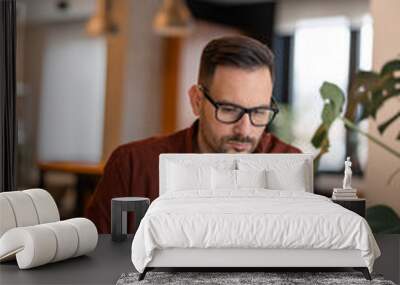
[177,21,241,129]
[121,10,241,138]
[121,0,164,143]
[362,0,400,214]
[38,22,106,162]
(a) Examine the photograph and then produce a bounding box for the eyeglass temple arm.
[271,97,279,113]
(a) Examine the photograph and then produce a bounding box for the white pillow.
[167,162,212,191]
[237,159,307,191]
[237,169,267,189]
[266,164,306,191]
[212,168,237,190]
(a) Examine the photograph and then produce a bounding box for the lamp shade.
[86,0,115,36]
[153,0,194,37]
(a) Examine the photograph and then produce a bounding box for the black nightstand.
[331,198,366,217]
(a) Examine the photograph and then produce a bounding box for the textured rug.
[116,271,396,285]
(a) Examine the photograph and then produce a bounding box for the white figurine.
[342,157,352,190]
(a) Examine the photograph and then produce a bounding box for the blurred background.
[14,0,399,220]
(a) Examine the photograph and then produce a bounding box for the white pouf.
[0,219,98,269]
[1,191,39,227]
[0,196,17,237]
[0,189,98,269]
[23,188,60,224]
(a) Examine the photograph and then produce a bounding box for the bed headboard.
[159,153,314,195]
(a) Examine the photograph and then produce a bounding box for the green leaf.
[346,65,399,122]
[366,205,400,234]
[370,91,386,119]
[350,71,380,97]
[321,103,336,125]
[311,124,328,148]
[363,61,400,119]
[345,71,379,122]
[311,58,400,172]
[381,224,400,234]
[380,59,400,76]
[320,82,344,116]
[378,111,400,134]
[311,82,344,171]
[320,82,345,122]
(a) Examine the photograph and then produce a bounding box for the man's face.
[190,66,273,153]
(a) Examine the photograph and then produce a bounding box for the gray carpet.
[116,271,396,285]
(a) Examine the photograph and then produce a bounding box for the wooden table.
[37,161,105,217]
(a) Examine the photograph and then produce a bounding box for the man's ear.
[188,85,202,116]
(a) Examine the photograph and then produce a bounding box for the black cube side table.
[111,197,150,242]
[332,198,366,218]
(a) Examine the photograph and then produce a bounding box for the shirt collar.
[254,131,272,153]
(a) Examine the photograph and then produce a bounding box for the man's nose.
[233,112,252,135]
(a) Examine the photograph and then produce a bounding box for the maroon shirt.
[85,121,301,233]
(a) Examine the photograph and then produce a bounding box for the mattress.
[131,189,380,273]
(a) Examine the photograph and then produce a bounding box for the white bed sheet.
[131,190,380,273]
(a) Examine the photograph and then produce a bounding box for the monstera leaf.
[311,60,400,230]
[312,58,400,172]
[322,83,345,124]
[346,59,400,127]
[345,71,379,122]
[378,111,400,135]
[311,82,345,170]
[311,82,345,147]
[366,205,400,234]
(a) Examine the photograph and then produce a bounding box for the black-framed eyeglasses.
[197,85,279,127]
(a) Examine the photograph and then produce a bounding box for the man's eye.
[220,106,239,113]
[253,109,268,116]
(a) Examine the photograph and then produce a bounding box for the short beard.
[199,117,258,153]
[198,117,222,153]
[219,134,257,153]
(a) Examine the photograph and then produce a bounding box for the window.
[272,16,373,174]
[292,17,350,172]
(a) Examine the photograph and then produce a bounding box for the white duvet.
[131,190,380,273]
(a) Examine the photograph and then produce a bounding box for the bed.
[131,154,380,280]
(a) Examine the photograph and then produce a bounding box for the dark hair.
[198,36,275,87]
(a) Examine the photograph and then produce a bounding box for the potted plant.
[311,59,400,233]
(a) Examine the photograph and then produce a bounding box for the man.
[86,36,301,233]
